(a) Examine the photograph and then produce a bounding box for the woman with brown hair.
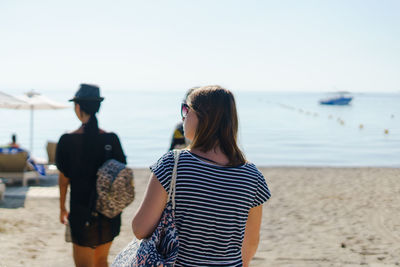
[132,85,271,266]
[56,84,126,267]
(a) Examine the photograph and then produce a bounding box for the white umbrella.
[16,91,69,110]
[0,91,27,108]
[0,90,69,152]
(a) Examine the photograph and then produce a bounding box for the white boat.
[319,91,353,105]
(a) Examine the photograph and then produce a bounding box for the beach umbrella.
[0,90,69,153]
[0,91,27,108]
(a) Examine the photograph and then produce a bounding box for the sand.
[1,167,400,267]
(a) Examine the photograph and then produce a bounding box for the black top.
[56,132,126,209]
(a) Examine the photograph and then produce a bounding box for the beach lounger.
[0,152,39,187]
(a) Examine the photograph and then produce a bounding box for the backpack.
[96,158,134,218]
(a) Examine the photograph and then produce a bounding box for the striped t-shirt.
[150,150,271,267]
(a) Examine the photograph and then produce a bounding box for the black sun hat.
[69,84,104,102]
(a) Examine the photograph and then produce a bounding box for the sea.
[1,90,399,168]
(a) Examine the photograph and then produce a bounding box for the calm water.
[1,91,399,167]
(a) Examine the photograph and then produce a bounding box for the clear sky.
[0,0,399,93]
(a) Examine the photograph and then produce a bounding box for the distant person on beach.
[168,87,199,150]
[132,85,271,266]
[56,84,126,267]
[1,134,22,151]
[0,134,46,175]
[8,134,20,148]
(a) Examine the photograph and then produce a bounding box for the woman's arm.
[132,173,168,240]
[59,172,70,224]
[242,205,263,267]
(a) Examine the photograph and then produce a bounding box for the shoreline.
[1,167,400,266]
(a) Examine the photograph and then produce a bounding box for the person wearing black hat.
[56,84,127,267]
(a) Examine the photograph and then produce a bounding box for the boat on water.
[319,91,353,105]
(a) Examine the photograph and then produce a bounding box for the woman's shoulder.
[238,161,264,177]
[56,133,77,153]
[162,149,177,160]
[98,130,117,137]
[151,150,178,167]
[149,150,176,179]
[59,127,84,139]
[58,133,75,143]
[59,131,120,141]
[58,131,84,143]
[99,131,121,143]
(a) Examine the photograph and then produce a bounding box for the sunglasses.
[181,103,190,118]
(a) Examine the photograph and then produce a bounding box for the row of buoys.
[359,124,389,134]
[337,118,345,125]
[276,102,392,135]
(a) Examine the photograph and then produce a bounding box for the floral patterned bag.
[112,150,181,267]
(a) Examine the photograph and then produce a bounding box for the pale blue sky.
[0,0,399,93]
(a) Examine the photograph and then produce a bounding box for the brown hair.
[188,85,246,166]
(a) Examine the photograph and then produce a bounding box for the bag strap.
[86,134,113,224]
[104,134,113,161]
[168,149,181,210]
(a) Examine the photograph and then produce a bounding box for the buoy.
[384,129,389,134]
[359,124,364,129]
[340,120,345,125]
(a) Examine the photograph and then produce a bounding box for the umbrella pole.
[30,106,33,153]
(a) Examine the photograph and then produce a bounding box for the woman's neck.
[72,126,105,134]
[190,147,229,166]
[80,115,90,124]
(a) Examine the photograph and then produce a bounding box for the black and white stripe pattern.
[150,150,271,267]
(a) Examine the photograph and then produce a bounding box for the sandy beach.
[1,167,400,267]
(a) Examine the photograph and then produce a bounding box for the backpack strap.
[104,134,113,161]
[86,134,114,225]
